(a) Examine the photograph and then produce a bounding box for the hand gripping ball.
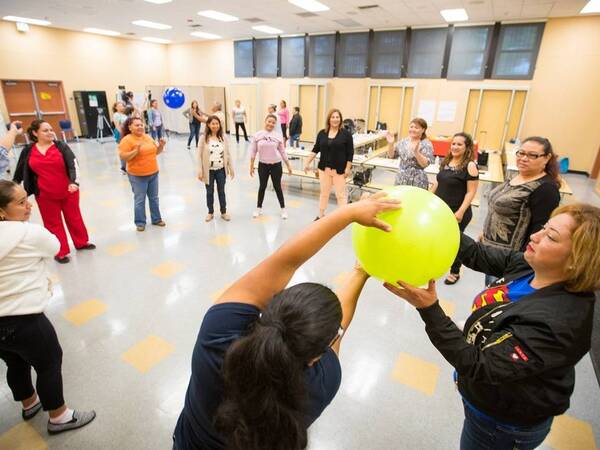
[163,87,185,109]
[352,185,460,287]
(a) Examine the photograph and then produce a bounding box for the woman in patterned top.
[481,136,560,285]
[386,118,434,189]
[198,116,234,222]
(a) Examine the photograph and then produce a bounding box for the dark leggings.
[281,123,288,141]
[187,122,201,147]
[450,207,473,274]
[257,162,284,208]
[0,313,64,411]
[234,122,248,143]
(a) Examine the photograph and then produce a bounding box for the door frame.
[228,80,261,136]
[366,82,417,134]
[293,81,329,141]
[463,84,530,149]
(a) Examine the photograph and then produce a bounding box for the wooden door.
[2,80,39,144]
[379,87,402,134]
[317,85,327,133]
[367,86,379,131]
[34,81,68,136]
[399,87,414,138]
[506,90,527,143]
[299,85,317,142]
[229,84,257,135]
[475,90,512,151]
[464,89,481,136]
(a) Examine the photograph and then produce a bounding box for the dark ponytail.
[522,136,560,186]
[0,180,17,212]
[215,283,342,450]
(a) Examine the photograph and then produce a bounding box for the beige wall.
[0,21,169,134]
[1,16,599,172]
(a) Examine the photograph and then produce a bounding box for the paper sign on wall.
[436,101,457,122]
[88,94,98,107]
[417,100,436,125]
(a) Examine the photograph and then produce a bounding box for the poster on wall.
[417,100,436,126]
[89,94,98,107]
[436,101,457,122]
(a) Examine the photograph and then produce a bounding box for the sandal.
[444,273,460,285]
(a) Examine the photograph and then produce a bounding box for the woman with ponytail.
[173,192,401,450]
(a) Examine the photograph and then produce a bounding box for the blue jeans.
[128,172,161,226]
[151,125,163,141]
[460,402,553,450]
[206,168,227,214]
[187,122,200,147]
[290,133,301,147]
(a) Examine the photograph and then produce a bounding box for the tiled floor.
[1,135,598,449]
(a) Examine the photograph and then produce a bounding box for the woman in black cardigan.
[385,203,599,450]
[303,109,353,220]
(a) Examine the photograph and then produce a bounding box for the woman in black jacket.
[385,203,599,450]
[303,109,353,220]
[13,120,94,263]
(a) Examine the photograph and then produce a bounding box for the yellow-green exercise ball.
[352,185,460,287]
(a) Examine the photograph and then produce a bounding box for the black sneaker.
[47,410,96,435]
[76,243,96,251]
[54,256,70,264]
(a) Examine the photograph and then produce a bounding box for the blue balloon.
[163,87,185,109]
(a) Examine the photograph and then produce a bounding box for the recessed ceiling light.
[142,37,171,44]
[197,10,239,22]
[440,8,469,22]
[83,27,121,37]
[144,0,173,3]
[252,25,283,34]
[581,0,600,13]
[132,20,172,30]
[288,0,330,13]
[16,22,29,32]
[2,16,51,26]
[190,31,221,39]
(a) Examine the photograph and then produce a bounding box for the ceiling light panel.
[84,27,120,36]
[252,25,283,34]
[581,0,600,13]
[2,16,51,26]
[440,8,469,22]
[197,10,239,22]
[142,37,171,44]
[288,0,330,12]
[132,20,172,30]
[144,0,173,3]
[190,31,221,39]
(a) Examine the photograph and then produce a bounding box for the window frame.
[491,22,545,80]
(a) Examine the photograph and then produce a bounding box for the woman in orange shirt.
[118,117,166,231]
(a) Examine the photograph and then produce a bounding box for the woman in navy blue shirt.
[174,193,400,450]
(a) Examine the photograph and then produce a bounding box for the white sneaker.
[253,209,262,218]
[281,209,288,220]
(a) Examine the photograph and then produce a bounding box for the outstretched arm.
[217,193,401,309]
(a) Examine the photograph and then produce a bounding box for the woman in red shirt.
[14,120,95,263]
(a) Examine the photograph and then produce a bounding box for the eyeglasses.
[515,150,546,160]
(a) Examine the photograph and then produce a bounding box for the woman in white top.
[231,99,249,144]
[212,102,227,136]
[112,102,128,172]
[0,180,96,434]
[267,104,283,137]
[198,116,234,222]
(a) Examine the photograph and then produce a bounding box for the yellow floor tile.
[210,234,233,247]
[391,352,440,396]
[107,242,138,257]
[0,422,47,450]
[98,199,122,208]
[210,283,233,301]
[287,200,304,208]
[169,222,192,232]
[121,335,174,374]
[151,260,185,278]
[48,273,60,285]
[438,299,456,318]
[87,225,97,234]
[253,215,272,224]
[63,299,108,326]
[545,414,597,450]
[95,175,110,181]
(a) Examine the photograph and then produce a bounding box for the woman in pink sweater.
[249,114,293,219]
[278,100,289,145]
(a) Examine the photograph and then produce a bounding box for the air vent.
[244,17,264,23]
[333,18,362,27]
[189,24,202,28]
[125,32,136,35]
[357,4,379,10]
[296,12,318,18]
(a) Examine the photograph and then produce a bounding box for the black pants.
[450,207,473,274]
[0,313,64,411]
[206,168,227,214]
[281,123,288,141]
[187,122,201,147]
[234,122,248,143]
[257,162,284,208]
